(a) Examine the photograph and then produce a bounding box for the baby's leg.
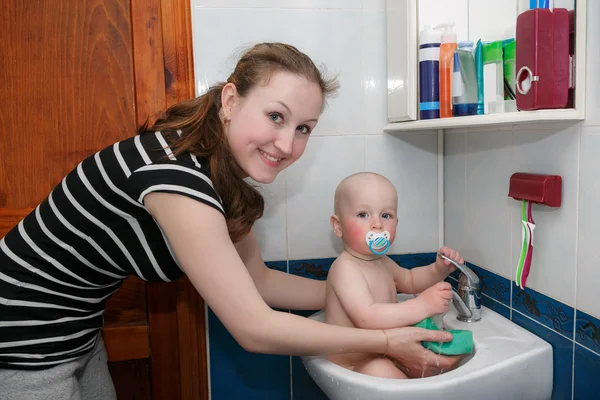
[353,356,408,379]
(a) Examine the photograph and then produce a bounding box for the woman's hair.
[140,42,339,243]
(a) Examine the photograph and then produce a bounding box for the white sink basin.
[300,294,553,400]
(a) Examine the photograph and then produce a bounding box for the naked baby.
[324,172,464,379]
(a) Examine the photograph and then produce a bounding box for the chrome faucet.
[437,253,481,322]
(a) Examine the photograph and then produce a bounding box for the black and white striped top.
[0,132,225,369]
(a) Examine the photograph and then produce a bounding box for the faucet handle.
[437,253,480,287]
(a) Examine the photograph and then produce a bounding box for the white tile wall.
[442,1,600,315]
[511,125,580,304]
[252,173,287,262]
[365,133,439,253]
[464,129,514,279]
[418,0,469,43]
[468,0,517,42]
[191,0,600,319]
[577,126,600,317]
[286,135,365,259]
[191,0,439,263]
[444,133,468,255]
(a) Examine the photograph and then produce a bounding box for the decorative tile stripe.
[512,282,575,338]
[266,260,287,273]
[288,257,335,280]
[481,295,511,319]
[575,309,600,355]
[467,262,511,306]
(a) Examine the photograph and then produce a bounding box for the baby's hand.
[416,282,453,317]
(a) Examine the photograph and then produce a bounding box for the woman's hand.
[384,327,465,378]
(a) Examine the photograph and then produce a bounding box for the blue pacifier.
[366,231,391,255]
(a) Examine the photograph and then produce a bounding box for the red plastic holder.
[515,8,574,110]
[508,173,562,207]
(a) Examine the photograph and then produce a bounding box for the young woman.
[0,42,462,398]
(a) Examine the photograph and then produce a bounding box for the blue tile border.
[512,282,575,338]
[575,309,600,354]
[512,311,574,400]
[574,343,600,400]
[207,253,599,400]
[481,295,511,319]
[388,252,437,269]
[207,308,291,400]
[266,260,288,273]
[291,356,329,400]
[288,257,334,280]
[467,263,511,306]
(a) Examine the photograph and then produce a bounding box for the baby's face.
[338,179,398,255]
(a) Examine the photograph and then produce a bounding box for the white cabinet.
[385,0,586,133]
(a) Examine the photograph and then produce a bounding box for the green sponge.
[413,317,474,355]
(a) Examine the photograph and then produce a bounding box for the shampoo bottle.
[435,23,457,118]
[418,25,441,119]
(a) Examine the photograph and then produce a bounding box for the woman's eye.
[297,125,312,135]
[269,113,283,123]
[357,212,368,218]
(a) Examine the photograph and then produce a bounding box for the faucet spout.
[438,253,482,322]
[451,289,473,319]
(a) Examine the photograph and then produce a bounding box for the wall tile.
[577,127,600,317]
[253,174,288,262]
[286,136,365,260]
[469,262,511,306]
[512,125,579,305]
[444,132,468,254]
[468,0,517,42]
[192,0,364,9]
[361,1,387,134]
[365,134,439,253]
[208,308,291,400]
[512,311,574,400]
[482,296,511,319]
[191,8,365,136]
[418,0,469,43]
[575,310,600,355]
[573,344,600,400]
[464,129,513,278]
[512,283,575,338]
[288,257,335,281]
[291,356,329,400]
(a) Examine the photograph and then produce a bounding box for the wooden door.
[0,0,209,398]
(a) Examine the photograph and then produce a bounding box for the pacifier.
[365,231,391,255]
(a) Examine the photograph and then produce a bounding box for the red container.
[515,8,573,110]
[508,173,562,207]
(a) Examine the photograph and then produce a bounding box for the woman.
[0,42,462,398]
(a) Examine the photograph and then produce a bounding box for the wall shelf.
[385,0,587,134]
[384,108,583,133]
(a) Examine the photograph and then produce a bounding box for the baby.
[324,172,463,379]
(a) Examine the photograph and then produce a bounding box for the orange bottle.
[435,24,457,118]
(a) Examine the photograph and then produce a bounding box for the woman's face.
[221,71,323,184]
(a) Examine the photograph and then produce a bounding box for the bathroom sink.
[300,294,553,400]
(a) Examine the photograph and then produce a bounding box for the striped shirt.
[0,132,225,369]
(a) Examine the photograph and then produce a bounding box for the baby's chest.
[362,267,397,303]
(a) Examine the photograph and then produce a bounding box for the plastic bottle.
[418,25,441,119]
[434,23,457,118]
[453,41,478,116]
[474,39,485,115]
[503,39,517,112]
[483,40,505,113]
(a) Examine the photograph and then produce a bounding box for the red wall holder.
[508,172,562,207]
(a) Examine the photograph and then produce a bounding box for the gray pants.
[0,334,117,400]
